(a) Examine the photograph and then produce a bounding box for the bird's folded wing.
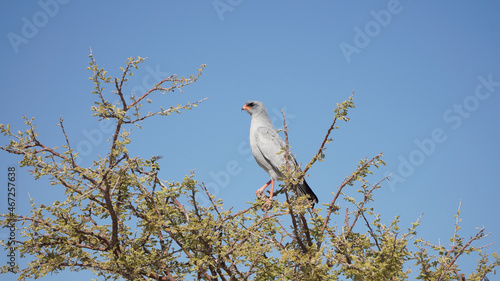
[255,126,292,173]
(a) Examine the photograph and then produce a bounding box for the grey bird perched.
[242,100,318,206]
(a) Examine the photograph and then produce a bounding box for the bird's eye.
[248,102,255,107]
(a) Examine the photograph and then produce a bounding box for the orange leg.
[256,180,272,198]
[268,179,275,201]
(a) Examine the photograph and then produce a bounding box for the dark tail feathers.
[296,179,318,207]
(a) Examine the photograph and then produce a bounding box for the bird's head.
[242,100,265,116]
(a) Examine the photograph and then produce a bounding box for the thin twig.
[124,97,208,124]
[361,212,381,251]
[344,175,390,238]
[344,206,350,231]
[321,153,382,234]
[302,115,337,176]
[58,117,77,167]
[282,110,291,173]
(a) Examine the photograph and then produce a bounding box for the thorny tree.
[1,54,499,280]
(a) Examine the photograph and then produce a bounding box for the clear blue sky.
[1,1,499,280]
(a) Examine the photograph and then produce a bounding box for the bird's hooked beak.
[242,104,251,111]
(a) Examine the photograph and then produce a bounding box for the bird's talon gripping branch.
[262,200,272,212]
[256,179,272,200]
